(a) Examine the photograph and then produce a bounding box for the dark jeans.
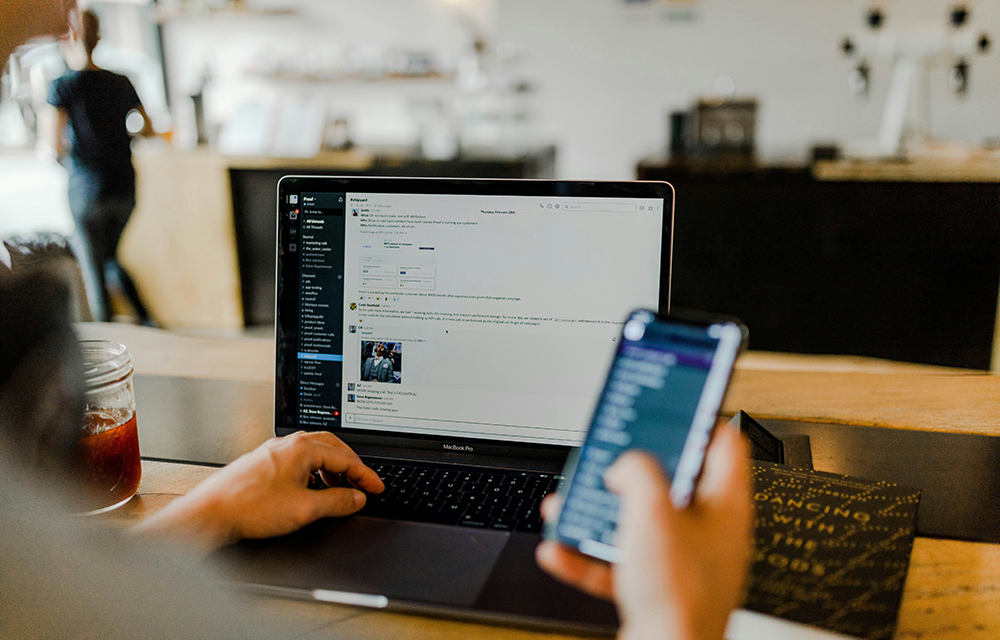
[68,170,149,323]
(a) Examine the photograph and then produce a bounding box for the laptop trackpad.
[214,516,510,607]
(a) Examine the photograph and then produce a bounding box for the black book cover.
[744,462,921,640]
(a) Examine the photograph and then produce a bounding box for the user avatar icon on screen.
[361,341,401,383]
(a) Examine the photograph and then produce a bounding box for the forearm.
[54,107,69,159]
[35,106,65,161]
[53,133,67,161]
[620,615,688,640]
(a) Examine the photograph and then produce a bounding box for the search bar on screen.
[562,202,638,213]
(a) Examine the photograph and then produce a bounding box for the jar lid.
[79,340,133,391]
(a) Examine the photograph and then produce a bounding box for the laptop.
[214,176,673,634]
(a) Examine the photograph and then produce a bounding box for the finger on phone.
[535,541,614,601]
[540,492,562,521]
[694,425,749,507]
[604,451,672,511]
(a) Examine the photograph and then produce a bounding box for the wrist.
[130,490,237,554]
[619,611,704,640]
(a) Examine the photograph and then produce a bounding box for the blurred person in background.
[46,7,154,323]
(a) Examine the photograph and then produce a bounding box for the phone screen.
[549,310,743,562]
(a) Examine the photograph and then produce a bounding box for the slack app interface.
[293,192,346,430]
[335,193,663,447]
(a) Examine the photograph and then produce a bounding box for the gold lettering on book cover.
[744,463,920,640]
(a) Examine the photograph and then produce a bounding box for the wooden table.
[77,323,1000,639]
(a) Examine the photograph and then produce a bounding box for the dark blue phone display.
[554,318,722,559]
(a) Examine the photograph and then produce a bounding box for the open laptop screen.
[276,178,672,453]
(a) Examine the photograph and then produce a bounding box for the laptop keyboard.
[356,458,564,533]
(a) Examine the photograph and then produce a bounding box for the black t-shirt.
[48,69,140,195]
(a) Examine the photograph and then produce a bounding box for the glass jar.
[75,340,142,514]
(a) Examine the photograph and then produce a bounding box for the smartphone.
[545,309,747,563]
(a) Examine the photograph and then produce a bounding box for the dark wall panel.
[642,165,1000,369]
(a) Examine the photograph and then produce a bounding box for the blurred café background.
[3,0,1000,370]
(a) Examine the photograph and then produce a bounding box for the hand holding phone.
[545,309,746,563]
[536,426,753,640]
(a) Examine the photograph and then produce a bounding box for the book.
[743,462,921,640]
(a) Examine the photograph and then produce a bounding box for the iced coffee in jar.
[75,340,141,514]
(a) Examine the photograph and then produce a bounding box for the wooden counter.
[812,158,1000,183]
[122,146,244,331]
